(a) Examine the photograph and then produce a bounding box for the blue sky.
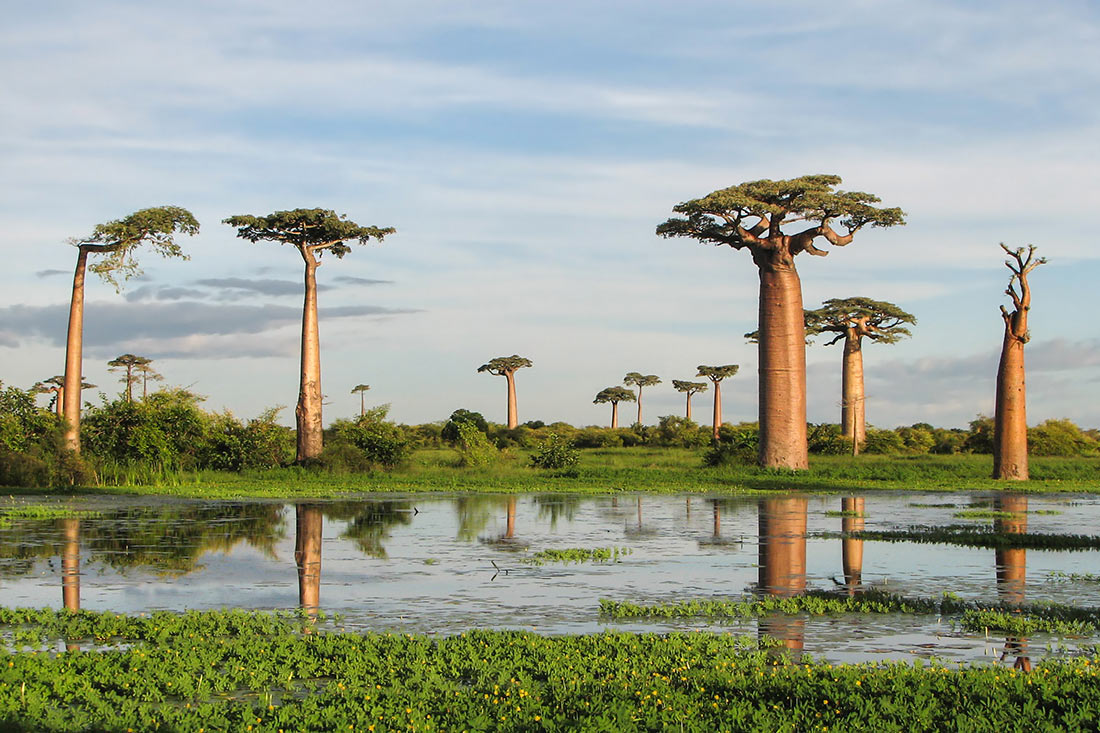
[1,0,1098,429]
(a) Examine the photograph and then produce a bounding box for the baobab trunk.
[296,257,324,462]
[993,333,1028,480]
[55,386,65,418]
[295,504,323,617]
[841,334,866,454]
[636,390,643,426]
[711,381,722,442]
[610,402,619,429]
[505,371,518,429]
[757,268,808,469]
[62,249,89,452]
[685,393,693,421]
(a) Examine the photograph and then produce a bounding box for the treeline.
[2,380,1097,487]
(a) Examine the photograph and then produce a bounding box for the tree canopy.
[624,372,661,389]
[696,365,739,382]
[477,356,533,375]
[656,175,905,269]
[593,387,636,405]
[74,206,200,289]
[223,208,395,259]
[805,297,916,345]
[672,379,708,395]
[351,384,371,394]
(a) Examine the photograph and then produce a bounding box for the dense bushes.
[328,406,411,470]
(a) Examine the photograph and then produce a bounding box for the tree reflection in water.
[324,500,414,559]
[294,504,323,620]
[841,497,865,595]
[757,497,808,657]
[995,494,1031,671]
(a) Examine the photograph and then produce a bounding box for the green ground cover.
[2,607,1099,732]
[829,526,1100,551]
[9,450,1099,499]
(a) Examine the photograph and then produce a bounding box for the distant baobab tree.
[593,386,635,429]
[62,207,200,452]
[224,209,395,463]
[671,379,708,421]
[108,354,152,402]
[623,372,661,425]
[805,297,915,454]
[35,376,95,418]
[477,355,532,429]
[135,361,163,399]
[994,244,1045,480]
[658,175,904,469]
[696,365,739,441]
[351,384,371,417]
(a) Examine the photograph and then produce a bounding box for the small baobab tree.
[351,384,371,417]
[672,379,708,421]
[477,355,532,429]
[658,175,904,469]
[804,297,915,454]
[107,354,152,402]
[62,206,200,452]
[224,209,395,463]
[696,365,739,441]
[593,386,635,429]
[35,376,95,418]
[994,244,1045,480]
[623,372,661,425]
[135,361,163,399]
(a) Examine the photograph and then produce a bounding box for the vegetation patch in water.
[599,589,955,619]
[523,547,632,565]
[1050,571,1100,584]
[824,509,864,518]
[828,526,1100,550]
[952,510,1017,520]
[960,610,1095,636]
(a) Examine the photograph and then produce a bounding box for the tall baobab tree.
[805,298,915,454]
[593,386,635,429]
[62,207,199,452]
[477,355,532,429]
[672,379,708,420]
[623,372,661,425]
[351,384,371,417]
[696,365,739,441]
[107,354,152,402]
[994,244,1045,480]
[658,175,904,469]
[135,362,163,399]
[224,209,395,463]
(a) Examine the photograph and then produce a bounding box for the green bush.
[330,409,410,469]
[529,433,580,469]
[573,427,623,449]
[199,408,292,471]
[454,420,497,467]
[81,389,207,469]
[807,423,851,455]
[862,427,907,454]
[1029,419,1099,456]
[651,415,708,448]
[441,408,489,444]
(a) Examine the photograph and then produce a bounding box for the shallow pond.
[2,491,1099,665]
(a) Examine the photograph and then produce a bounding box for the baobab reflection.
[994,494,1031,671]
[757,498,808,657]
[294,504,323,619]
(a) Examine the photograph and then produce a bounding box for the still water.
[2,492,1098,664]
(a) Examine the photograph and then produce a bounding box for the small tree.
[477,355,532,429]
[35,376,94,418]
[804,297,915,454]
[107,354,153,403]
[593,386,636,429]
[62,207,199,452]
[351,384,371,417]
[623,372,661,426]
[994,244,1046,480]
[224,209,395,463]
[696,365,739,441]
[671,379,708,421]
[658,175,904,469]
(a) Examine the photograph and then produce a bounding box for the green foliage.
[623,372,660,390]
[79,206,200,289]
[199,408,293,471]
[1029,419,1099,456]
[593,386,635,405]
[861,427,907,454]
[807,423,851,455]
[704,425,758,465]
[223,208,394,259]
[523,546,631,565]
[572,427,625,449]
[651,415,709,448]
[329,408,410,469]
[441,408,489,444]
[696,364,739,382]
[601,589,951,620]
[805,296,916,345]
[81,389,207,469]
[835,525,1100,551]
[0,382,57,453]
[529,433,580,469]
[965,415,995,454]
[453,420,498,467]
[477,355,533,375]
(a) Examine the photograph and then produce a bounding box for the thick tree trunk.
[711,381,722,442]
[993,333,1028,480]
[55,387,65,418]
[841,334,866,454]
[636,387,643,426]
[62,248,89,453]
[685,393,692,421]
[61,518,81,612]
[505,371,518,429]
[758,497,807,654]
[757,268,808,469]
[296,257,324,462]
[295,504,323,617]
[610,402,619,429]
[841,497,864,593]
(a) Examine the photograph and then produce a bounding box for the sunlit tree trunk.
[295,504,323,619]
[62,248,90,452]
[841,333,866,454]
[685,393,693,421]
[841,497,864,594]
[505,371,518,429]
[711,381,722,442]
[61,518,81,612]
[757,268,808,469]
[758,497,808,655]
[636,387,643,426]
[993,332,1028,479]
[55,386,65,418]
[296,255,324,462]
[610,402,619,429]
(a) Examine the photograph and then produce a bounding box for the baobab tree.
[351,384,371,417]
[593,386,635,428]
[477,355,532,429]
[35,376,94,418]
[623,372,661,425]
[994,244,1045,480]
[135,362,163,399]
[658,175,904,469]
[224,209,395,463]
[62,206,200,452]
[108,354,152,402]
[696,365,739,441]
[672,379,708,420]
[805,297,915,454]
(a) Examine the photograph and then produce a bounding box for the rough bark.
[758,497,808,654]
[296,254,324,462]
[295,504,323,616]
[757,268,808,469]
[61,518,81,612]
[841,497,864,593]
[505,371,518,429]
[62,248,89,452]
[841,332,866,453]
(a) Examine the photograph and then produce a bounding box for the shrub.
[652,416,708,448]
[454,420,497,467]
[807,423,851,455]
[529,433,580,469]
[1029,419,1098,456]
[861,427,906,454]
[573,428,623,449]
[330,410,410,469]
[441,409,489,444]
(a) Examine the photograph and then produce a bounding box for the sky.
[1,0,1098,430]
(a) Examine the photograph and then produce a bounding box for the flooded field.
[2,492,1098,665]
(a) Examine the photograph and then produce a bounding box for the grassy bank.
[14,450,1098,499]
[2,607,1098,732]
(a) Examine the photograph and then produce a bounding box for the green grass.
[831,526,1100,551]
[952,510,1018,520]
[2,607,1099,732]
[8,450,1099,498]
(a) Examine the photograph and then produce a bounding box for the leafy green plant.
[454,420,498,467]
[529,433,580,469]
[523,547,631,565]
